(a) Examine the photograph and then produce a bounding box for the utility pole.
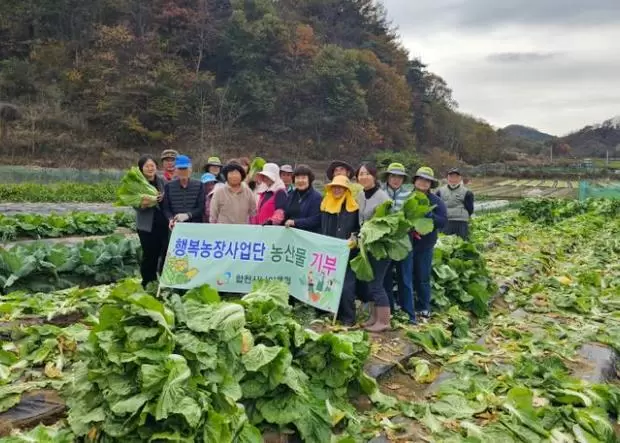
[550,145,553,163]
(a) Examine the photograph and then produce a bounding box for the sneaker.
[419,311,431,323]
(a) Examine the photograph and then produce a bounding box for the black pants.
[443,221,469,240]
[138,226,169,287]
[337,265,358,325]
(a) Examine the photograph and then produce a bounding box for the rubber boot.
[365,306,391,332]
[362,303,376,327]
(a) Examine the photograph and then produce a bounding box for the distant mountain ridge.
[500,125,556,142]
[561,117,620,157]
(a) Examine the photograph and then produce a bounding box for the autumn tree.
[0,0,508,166]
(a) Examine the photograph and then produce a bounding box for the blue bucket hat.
[201,173,217,184]
[175,154,191,169]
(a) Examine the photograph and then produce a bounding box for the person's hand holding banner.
[174,213,190,223]
[347,233,357,249]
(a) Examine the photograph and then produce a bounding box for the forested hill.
[500,125,555,143]
[560,117,620,158]
[0,0,502,168]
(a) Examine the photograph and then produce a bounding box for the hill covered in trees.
[560,117,620,158]
[0,0,504,168]
[500,125,555,143]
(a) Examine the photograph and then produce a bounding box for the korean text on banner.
[160,224,350,314]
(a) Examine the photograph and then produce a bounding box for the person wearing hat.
[162,155,205,230]
[436,168,474,240]
[135,155,167,288]
[320,175,360,326]
[283,164,322,233]
[250,163,287,225]
[160,149,178,182]
[325,160,355,181]
[279,164,294,194]
[381,162,415,321]
[355,163,392,332]
[203,156,224,182]
[326,160,364,198]
[410,166,447,323]
[200,173,218,223]
[209,162,257,224]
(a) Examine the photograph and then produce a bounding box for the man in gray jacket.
[436,168,474,239]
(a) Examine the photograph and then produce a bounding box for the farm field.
[467,177,582,199]
[2,175,617,206]
[0,197,617,442]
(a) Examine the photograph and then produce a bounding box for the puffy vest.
[439,184,470,222]
[252,189,286,225]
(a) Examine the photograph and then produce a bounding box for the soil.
[379,370,428,403]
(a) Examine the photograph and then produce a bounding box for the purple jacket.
[284,187,322,232]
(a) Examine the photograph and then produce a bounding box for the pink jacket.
[250,185,287,225]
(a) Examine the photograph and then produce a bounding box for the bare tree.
[193,0,211,74]
[215,81,247,143]
[0,102,20,141]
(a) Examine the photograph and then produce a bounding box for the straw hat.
[324,175,351,191]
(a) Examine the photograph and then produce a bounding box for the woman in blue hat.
[201,172,218,222]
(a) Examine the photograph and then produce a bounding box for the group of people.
[134,149,475,331]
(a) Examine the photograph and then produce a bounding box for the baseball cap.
[201,173,217,183]
[175,155,191,169]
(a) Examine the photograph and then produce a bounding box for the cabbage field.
[0,197,618,442]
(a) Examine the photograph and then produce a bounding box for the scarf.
[257,178,285,195]
[320,188,359,214]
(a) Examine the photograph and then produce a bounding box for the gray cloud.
[382,0,620,33]
[454,0,620,30]
[379,0,620,133]
[486,52,562,63]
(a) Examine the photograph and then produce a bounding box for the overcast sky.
[381,0,620,135]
